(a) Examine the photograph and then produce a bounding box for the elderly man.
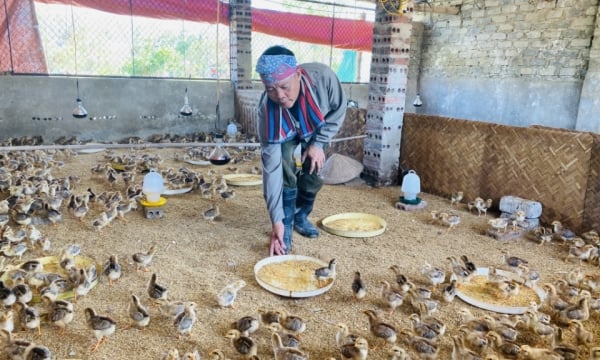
[255,45,347,256]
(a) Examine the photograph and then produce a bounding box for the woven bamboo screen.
[583,133,600,232]
[401,114,598,233]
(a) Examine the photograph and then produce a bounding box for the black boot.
[282,188,297,254]
[294,190,319,238]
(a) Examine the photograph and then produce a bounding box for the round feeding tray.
[78,143,105,154]
[0,255,100,303]
[140,197,167,207]
[321,212,387,238]
[184,159,211,166]
[455,267,546,315]
[254,255,335,298]
[222,173,262,186]
[162,187,193,196]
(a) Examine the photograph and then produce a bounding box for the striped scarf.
[262,68,325,144]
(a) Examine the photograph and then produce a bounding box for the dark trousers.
[281,138,323,194]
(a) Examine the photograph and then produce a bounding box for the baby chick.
[132,244,157,272]
[340,337,369,360]
[335,322,360,349]
[271,332,309,360]
[232,314,260,336]
[314,258,337,287]
[258,307,280,326]
[161,348,180,360]
[276,309,307,336]
[181,349,202,360]
[103,254,122,287]
[203,202,220,223]
[217,279,246,308]
[45,298,74,335]
[174,302,197,339]
[13,302,40,336]
[450,191,463,207]
[351,271,367,300]
[268,322,301,348]
[147,273,169,304]
[128,294,151,330]
[422,262,446,290]
[225,328,258,358]
[85,307,117,352]
[220,189,236,201]
[380,280,404,314]
[363,309,397,346]
[400,328,438,359]
[0,310,14,334]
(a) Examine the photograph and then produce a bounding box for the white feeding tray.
[455,267,546,315]
[162,187,193,196]
[78,143,106,154]
[321,212,386,238]
[222,173,262,186]
[184,159,211,166]
[254,255,335,298]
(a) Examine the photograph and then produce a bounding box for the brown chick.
[363,309,397,346]
[225,329,258,358]
[340,337,369,360]
[400,328,438,360]
[380,280,404,314]
[84,307,117,352]
[351,271,367,301]
[276,309,307,336]
[203,202,220,223]
[132,244,157,272]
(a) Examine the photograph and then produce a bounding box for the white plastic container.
[142,169,164,203]
[401,170,421,201]
[226,122,238,138]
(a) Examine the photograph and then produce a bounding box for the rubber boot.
[294,190,319,238]
[282,188,297,254]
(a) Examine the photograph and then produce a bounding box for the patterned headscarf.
[255,54,297,86]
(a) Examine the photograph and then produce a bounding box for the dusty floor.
[1,146,599,359]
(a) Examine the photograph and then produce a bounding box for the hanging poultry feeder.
[395,170,427,211]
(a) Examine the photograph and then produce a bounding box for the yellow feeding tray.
[455,267,546,315]
[222,173,262,186]
[1,255,100,303]
[140,197,167,207]
[321,212,387,238]
[254,255,335,298]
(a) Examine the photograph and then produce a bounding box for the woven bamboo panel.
[400,114,490,204]
[583,133,600,233]
[483,125,593,232]
[401,114,596,233]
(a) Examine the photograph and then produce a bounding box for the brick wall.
[418,0,595,80]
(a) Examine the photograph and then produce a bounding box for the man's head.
[256,45,301,109]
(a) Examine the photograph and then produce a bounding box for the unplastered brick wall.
[418,0,596,79]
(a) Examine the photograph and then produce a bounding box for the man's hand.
[269,221,286,256]
[302,144,325,175]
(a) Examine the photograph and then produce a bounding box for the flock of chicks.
[0,144,266,359]
[2,144,600,358]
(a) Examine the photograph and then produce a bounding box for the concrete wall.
[0,75,235,144]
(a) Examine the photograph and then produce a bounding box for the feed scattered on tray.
[325,218,383,232]
[457,275,539,308]
[256,260,333,292]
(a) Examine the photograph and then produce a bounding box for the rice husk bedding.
[1,147,598,359]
